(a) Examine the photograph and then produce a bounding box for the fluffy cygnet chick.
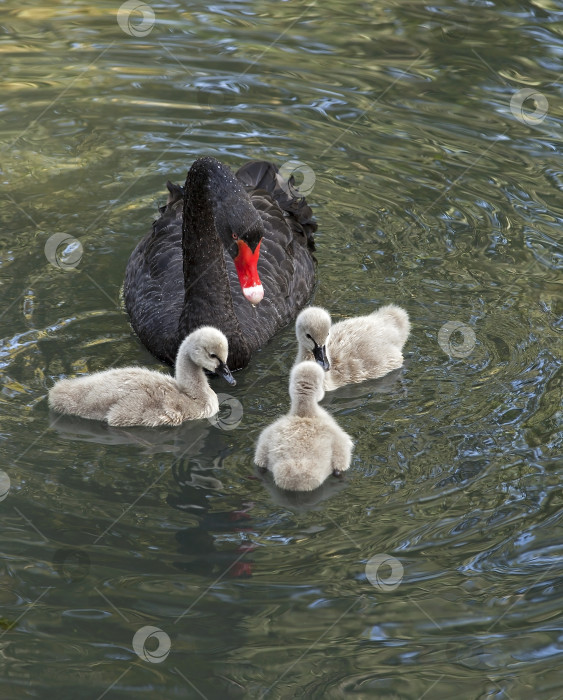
[254,361,353,491]
[295,303,410,390]
[48,327,235,427]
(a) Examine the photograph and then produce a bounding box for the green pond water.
[1,0,562,698]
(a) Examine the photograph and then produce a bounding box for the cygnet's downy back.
[254,361,353,491]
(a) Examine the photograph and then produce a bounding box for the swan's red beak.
[234,239,264,305]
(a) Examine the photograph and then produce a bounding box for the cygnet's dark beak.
[215,360,236,386]
[313,344,330,371]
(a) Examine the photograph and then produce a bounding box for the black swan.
[123,157,317,370]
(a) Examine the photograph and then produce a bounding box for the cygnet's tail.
[273,459,325,492]
[371,304,410,345]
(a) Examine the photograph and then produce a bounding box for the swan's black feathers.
[236,161,317,250]
[124,158,317,370]
[157,182,184,215]
[166,180,184,205]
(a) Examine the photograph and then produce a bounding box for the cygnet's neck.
[295,342,313,366]
[290,391,322,418]
[174,347,212,396]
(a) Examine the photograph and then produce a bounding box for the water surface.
[0,1,562,698]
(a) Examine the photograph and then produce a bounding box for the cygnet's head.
[179,327,236,385]
[289,361,325,404]
[295,307,331,371]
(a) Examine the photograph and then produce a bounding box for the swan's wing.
[124,184,185,365]
[158,181,184,214]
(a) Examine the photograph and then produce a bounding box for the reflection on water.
[0,0,562,697]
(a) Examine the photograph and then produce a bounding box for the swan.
[124,157,317,371]
[48,327,235,427]
[254,362,353,491]
[295,303,410,390]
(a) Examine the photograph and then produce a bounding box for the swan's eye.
[306,333,314,343]
[209,353,218,360]
[232,232,238,240]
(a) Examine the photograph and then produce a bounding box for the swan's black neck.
[177,158,250,368]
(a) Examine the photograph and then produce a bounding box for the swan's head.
[289,361,325,404]
[295,307,331,371]
[179,327,236,386]
[230,226,264,306]
[187,157,265,306]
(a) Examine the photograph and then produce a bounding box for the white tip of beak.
[242,284,264,305]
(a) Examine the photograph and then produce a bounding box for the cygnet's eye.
[305,333,314,343]
[209,353,218,361]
